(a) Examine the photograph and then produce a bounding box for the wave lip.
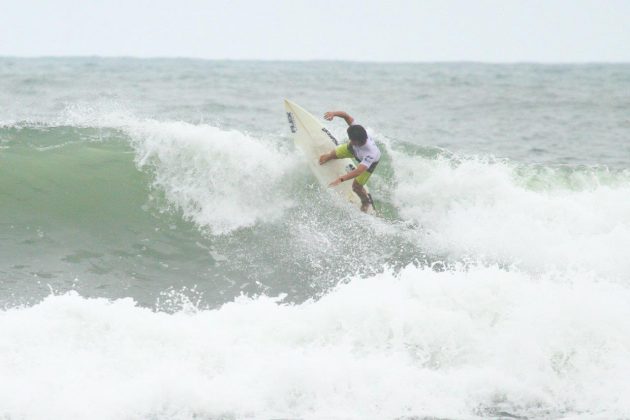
[125,118,295,234]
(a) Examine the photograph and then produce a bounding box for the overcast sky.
[1,0,629,62]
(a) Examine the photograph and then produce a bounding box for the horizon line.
[1,55,629,65]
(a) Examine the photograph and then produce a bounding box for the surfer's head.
[347,125,368,146]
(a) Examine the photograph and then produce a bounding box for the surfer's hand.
[324,112,335,121]
[329,177,343,187]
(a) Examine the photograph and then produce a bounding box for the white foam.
[2,265,630,419]
[126,119,296,234]
[388,147,630,279]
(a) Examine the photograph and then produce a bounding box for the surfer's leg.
[352,179,371,212]
[319,150,337,165]
[335,143,353,159]
[321,143,353,165]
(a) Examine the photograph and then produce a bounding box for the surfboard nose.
[284,99,307,114]
[284,98,298,113]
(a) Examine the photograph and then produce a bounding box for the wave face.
[2,58,630,419]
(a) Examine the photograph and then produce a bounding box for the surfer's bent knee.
[354,171,372,186]
[335,144,353,159]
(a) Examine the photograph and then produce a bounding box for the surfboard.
[284,99,374,212]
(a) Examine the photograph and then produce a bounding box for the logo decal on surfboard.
[321,128,339,145]
[287,112,297,133]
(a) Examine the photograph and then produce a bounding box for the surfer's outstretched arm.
[324,111,354,126]
[328,164,367,187]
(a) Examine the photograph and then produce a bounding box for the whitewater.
[1,58,630,419]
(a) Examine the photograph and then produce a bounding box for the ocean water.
[1,57,630,419]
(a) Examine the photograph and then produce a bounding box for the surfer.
[318,110,381,212]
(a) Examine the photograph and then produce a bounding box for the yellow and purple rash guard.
[334,122,381,186]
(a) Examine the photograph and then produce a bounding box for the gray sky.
[2,0,629,62]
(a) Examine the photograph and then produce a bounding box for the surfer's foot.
[360,202,370,212]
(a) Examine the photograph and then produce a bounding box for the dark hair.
[347,125,368,145]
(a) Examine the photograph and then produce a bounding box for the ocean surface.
[1,57,630,419]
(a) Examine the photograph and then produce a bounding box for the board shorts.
[335,143,379,186]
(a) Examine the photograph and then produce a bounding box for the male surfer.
[318,110,381,212]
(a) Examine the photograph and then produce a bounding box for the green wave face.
[0,124,421,307]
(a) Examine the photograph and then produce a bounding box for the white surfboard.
[284,99,373,212]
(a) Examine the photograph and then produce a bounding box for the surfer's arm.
[324,111,354,126]
[329,164,367,187]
